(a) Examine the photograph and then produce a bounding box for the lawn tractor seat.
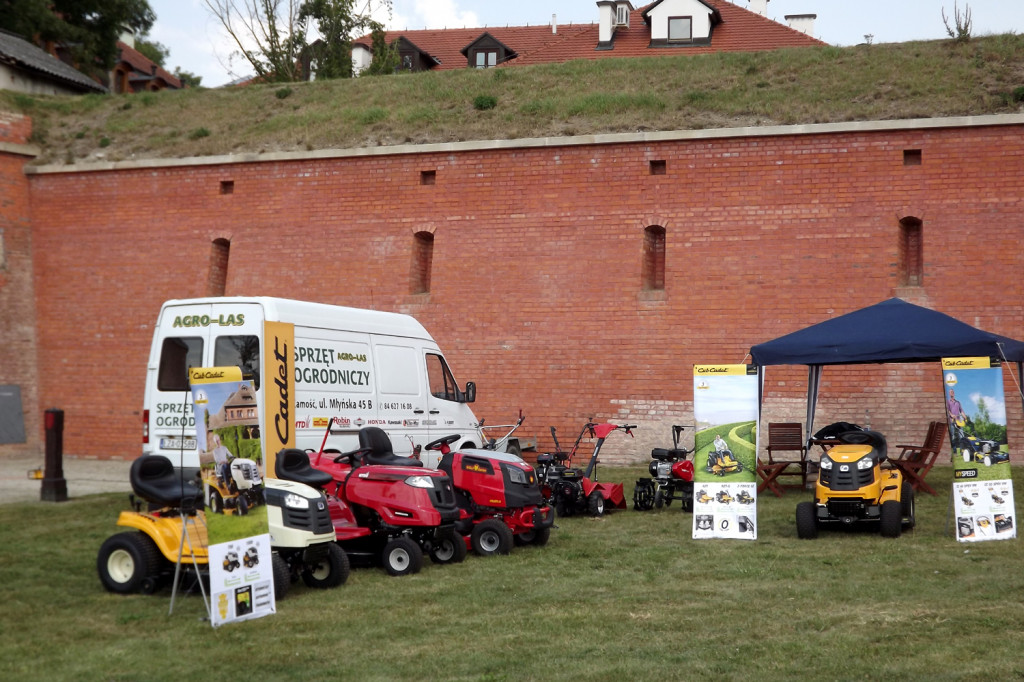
[275,448,333,489]
[836,429,887,461]
[130,455,201,510]
[359,426,424,467]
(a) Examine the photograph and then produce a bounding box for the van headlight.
[857,457,874,470]
[405,476,434,489]
[284,493,309,509]
[820,456,833,470]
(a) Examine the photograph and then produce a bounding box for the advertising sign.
[942,357,1016,542]
[262,321,296,477]
[692,364,759,540]
[190,367,276,626]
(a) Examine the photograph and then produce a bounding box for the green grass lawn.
[2,465,1022,681]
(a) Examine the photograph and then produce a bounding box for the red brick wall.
[22,120,1024,463]
[0,113,40,457]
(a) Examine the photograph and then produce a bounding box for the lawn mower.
[304,425,463,576]
[427,433,554,556]
[97,454,347,600]
[705,443,744,476]
[535,422,631,517]
[795,429,915,539]
[633,425,695,512]
[202,456,264,515]
[950,416,1008,467]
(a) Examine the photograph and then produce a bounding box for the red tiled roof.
[355,0,824,71]
[116,41,183,89]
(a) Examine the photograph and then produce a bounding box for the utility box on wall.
[0,385,27,444]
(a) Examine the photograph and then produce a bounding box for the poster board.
[692,364,759,540]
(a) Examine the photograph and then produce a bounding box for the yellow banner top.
[188,366,243,384]
[694,364,752,376]
[941,357,991,370]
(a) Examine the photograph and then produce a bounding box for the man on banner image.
[947,389,967,424]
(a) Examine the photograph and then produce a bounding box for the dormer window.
[668,16,693,42]
[616,5,630,26]
[474,50,497,68]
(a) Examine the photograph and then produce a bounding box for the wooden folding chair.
[891,420,945,496]
[756,459,787,497]
[765,422,808,490]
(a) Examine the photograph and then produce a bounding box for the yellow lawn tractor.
[796,429,914,539]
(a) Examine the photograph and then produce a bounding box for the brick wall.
[0,113,40,457]
[21,119,1024,463]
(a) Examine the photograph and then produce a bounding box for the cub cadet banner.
[942,357,1016,543]
[190,367,276,626]
[692,364,759,540]
[263,321,296,477]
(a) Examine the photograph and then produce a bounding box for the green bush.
[189,127,211,140]
[473,94,498,110]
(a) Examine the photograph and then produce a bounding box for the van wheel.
[471,519,513,556]
[901,480,916,529]
[97,531,163,594]
[880,500,902,538]
[429,532,467,564]
[381,537,423,576]
[302,543,349,589]
[506,441,522,457]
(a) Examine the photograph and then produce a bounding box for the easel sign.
[942,357,1016,543]
[190,367,276,626]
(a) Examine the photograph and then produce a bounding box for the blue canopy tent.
[749,298,1024,443]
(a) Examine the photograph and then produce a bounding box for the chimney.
[785,14,817,36]
[749,0,769,16]
[597,1,615,44]
[552,13,557,34]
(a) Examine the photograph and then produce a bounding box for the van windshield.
[215,335,261,390]
[158,337,203,391]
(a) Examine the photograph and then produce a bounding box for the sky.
[147,0,1024,87]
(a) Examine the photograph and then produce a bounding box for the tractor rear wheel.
[901,480,916,529]
[795,502,818,539]
[880,500,902,538]
[587,492,605,517]
[429,532,467,564]
[471,519,513,556]
[97,531,164,594]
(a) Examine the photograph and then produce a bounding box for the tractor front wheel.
[272,552,290,599]
[471,519,513,556]
[429,532,468,564]
[587,492,605,517]
[301,543,349,589]
[381,537,423,576]
[795,502,818,539]
[880,500,902,538]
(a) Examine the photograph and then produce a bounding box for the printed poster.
[942,357,1016,543]
[190,366,276,626]
[262,321,296,477]
[692,364,759,540]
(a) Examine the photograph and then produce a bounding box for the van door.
[424,350,478,459]
[374,341,428,456]
[145,302,213,467]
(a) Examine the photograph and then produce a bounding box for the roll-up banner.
[692,364,759,540]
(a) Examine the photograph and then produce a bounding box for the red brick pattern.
[12,121,1024,464]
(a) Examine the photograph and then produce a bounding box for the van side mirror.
[463,381,476,404]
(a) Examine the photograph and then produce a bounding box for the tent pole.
[805,365,821,447]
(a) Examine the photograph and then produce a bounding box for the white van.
[143,297,483,469]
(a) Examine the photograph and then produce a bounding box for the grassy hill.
[6,34,1024,167]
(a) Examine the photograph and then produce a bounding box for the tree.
[201,0,390,82]
[362,23,399,76]
[134,35,169,66]
[173,68,203,88]
[0,0,155,77]
[299,0,388,80]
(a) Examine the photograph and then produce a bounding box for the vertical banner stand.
[169,502,210,617]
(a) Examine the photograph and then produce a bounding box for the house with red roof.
[351,0,824,75]
[109,37,182,93]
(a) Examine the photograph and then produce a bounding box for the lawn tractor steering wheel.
[334,447,371,465]
[425,434,461,451]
